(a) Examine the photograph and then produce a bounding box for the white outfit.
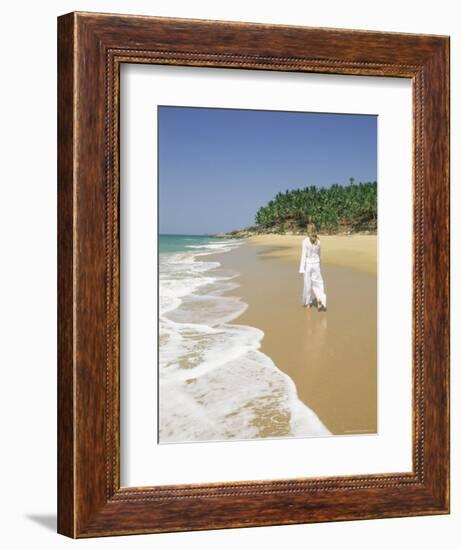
[299,238,327,307]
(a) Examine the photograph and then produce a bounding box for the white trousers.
[302,263,327,307]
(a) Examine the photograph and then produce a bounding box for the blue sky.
[158,106,377,235]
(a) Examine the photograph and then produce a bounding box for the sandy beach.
[217,234,377,435]
[248,234,377,274]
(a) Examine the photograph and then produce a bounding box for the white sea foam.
[159,239,331,443]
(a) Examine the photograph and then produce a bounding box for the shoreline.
[215,234,377,435]
[158,238,331,442]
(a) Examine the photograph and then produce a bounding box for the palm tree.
[254,181,377,234]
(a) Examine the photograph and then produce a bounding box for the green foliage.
[255,181,377,233]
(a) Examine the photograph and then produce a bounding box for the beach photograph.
[158,106,377,444]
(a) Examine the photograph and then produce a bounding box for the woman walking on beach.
[299,223,327,311]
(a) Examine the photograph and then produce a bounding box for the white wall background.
[0,1,457,548]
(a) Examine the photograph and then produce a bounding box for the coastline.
[216,234,377,435]
[158,237,331,443]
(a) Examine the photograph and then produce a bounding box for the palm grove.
[254,180,377,234]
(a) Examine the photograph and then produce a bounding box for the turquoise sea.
[159,234,225,254]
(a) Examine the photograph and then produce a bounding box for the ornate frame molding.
[58,12,449,537]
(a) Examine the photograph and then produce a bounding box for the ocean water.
[158,234,330,443]
[159,234,219,254]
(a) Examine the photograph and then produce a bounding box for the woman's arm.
[299,240,306,273]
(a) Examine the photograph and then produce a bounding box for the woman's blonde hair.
[307,223,318,245]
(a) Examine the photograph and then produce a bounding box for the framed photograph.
[57,12,450,537]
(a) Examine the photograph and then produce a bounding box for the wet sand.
[216,235,377,435]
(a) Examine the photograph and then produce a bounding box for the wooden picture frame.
[57,11,450,538]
